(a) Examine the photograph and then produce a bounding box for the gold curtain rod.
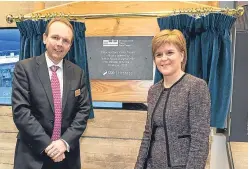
[6,6,244,24]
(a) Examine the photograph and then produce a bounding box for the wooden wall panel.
[26,1,220,103]
[91,80,152,102]
[230,142,248,169]
[0,107,213,169]
[1,1,220,103]
[0,133,141,169]
[193,1,219,7]
[0,108,147,139]
[0,106,147,169]
[30,1,220,37]
[83,18,160,36]
[31,1,220,15]
[0,2,34,27]
[0,1,69,27]
[0,164,13,169]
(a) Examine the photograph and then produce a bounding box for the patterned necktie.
[50,65,62,141]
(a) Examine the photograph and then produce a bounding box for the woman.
[135,29,210,169]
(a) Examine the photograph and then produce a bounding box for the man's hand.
[53,153,66,162]
[45,140,67,160]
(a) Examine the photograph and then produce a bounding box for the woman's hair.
[152,29,187,71]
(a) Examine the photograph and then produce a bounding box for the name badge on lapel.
[75,89,80,97]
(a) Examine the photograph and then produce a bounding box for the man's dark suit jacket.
[12,54,91,169]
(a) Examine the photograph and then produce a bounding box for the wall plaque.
[86,36,153,80]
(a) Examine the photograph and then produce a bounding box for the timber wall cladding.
[30,1,219,37]
[0,107,211,169]
[0,1,217,168]
[0,2,69,27]
[0,107,147,169]
[29,1,219,103]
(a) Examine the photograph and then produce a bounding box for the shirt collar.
[45,52,63,69]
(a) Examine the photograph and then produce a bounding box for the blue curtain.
[16,19,94,119]
[155,14,236,128]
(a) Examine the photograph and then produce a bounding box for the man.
[12,17,90,169]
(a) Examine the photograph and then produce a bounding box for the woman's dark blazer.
[135,74,211,169]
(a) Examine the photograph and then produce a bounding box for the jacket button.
[50,120,54,124]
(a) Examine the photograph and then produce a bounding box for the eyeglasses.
[50,35,71,46]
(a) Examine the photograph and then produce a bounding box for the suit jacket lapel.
[62,60,71,113]
[35,54,54,112]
